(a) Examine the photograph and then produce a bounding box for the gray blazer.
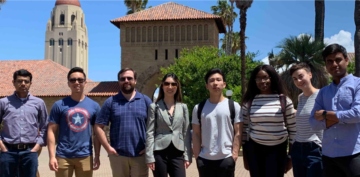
[145,100,192,163]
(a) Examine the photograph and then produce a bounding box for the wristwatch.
[322,110,327,120]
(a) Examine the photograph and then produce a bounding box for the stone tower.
[45,0,89,75]
[111,2,226,97]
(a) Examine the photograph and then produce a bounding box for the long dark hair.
[155,73,183,103]
[242,65,287,106]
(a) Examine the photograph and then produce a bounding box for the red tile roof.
[55,0,81,7]
[0,60,119,97]
[111,2,226,33]
[348,53,355,62]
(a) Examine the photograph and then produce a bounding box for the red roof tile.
[348,53,355,62]
[55,0,81,7]
[111,2,226,33]
[0,60,119,97]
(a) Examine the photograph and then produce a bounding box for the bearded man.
[95,68,152,177]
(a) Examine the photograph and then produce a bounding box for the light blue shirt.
[309,74,360,158]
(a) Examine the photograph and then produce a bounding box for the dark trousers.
[323,152,360,177]
[153,143,185,177]
[196,156,235,177]
[0,145,38,177]
[246,138,287,177]
[291,141,323,177]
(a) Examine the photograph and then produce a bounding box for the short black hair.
[204,68,226,84]
[67,67,86,80]
[289,63,311,76]
[13,69,32,81]
[322,43,348,62]
[118,68,137,81]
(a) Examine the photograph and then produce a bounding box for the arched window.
[164,26,169,42]
[198,25,203,40]
[50,39,55,46]
[181,26,185,41]
[59,38,64,46]
[175,26,180,42]
[142,27,146,42]
[170,26,174,41]
[81,17,83,28]
[136,27,141,42]
[131,27,135,42]
[85,43,87,50]
[126,27,130,42]
[51,16,54,28]
[159,26,163,42]
[60,14,65,25]
[78,39,80,46]
[68,38,72,46]
[153,27,157,42]
[148,27,152,42]
[71,15,76,25]
[192,25,197,40]
[187,25,191,41]
[82,41,84,48]
[204,25,208,40]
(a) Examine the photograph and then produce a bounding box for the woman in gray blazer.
[146,73,192,177]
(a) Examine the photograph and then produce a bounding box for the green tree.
[354,0,360,77]
[124,0,150,15]
[271,34,328,108]
[235,0,253,100]
[211,0,238,55]
[160,46,262,120]
[315,0,325,43]
[220,32,246,54]
[348,61,356,75]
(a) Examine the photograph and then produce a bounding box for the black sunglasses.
[163,82,178,87]
[69,78,85,83]
[119,77,134,82]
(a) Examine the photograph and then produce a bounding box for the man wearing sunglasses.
[0,69,48,177]
[95,68,152,177]
[47,67,101,177]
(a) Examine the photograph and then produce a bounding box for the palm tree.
[0,0,6,11]
[211,0,237,55]
[355,0,360,77]
[229,0,236,56]
[315,0,325,43]
[220,32,246,54]
[272,34,328,107]
[124,0,150,15]
[235,0,253,98]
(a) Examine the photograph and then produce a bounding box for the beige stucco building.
[44,0,89,75]
[111,2,226,98]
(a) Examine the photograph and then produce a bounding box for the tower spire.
[55,0,81,7]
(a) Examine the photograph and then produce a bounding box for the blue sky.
[0,0,356,81]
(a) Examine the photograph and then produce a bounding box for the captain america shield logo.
[66,108,89,132]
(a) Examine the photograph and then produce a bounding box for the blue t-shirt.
[48,96,100,158]
[96,91,152,157]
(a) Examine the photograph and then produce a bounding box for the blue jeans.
[291,141,323,177]
[0,147,38,177]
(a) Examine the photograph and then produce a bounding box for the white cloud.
[297,33,314,42]
[324,30,354,52]
[261,56,269,64]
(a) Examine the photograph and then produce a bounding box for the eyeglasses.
[163,82,178,87]
[255,77,271,83]
[119,77,134,82]
[15,79,30,84]
[69,78,85,83]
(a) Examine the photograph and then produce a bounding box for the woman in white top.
[241,65,296,177]
[289,63,323,177]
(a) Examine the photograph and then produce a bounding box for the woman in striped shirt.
[289,63,323,177]
[242,65,296,177]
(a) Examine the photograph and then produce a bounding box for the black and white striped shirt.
[295,91,323,146]
[242,94,296,146]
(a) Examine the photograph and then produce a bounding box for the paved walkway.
[38,148,294,177]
